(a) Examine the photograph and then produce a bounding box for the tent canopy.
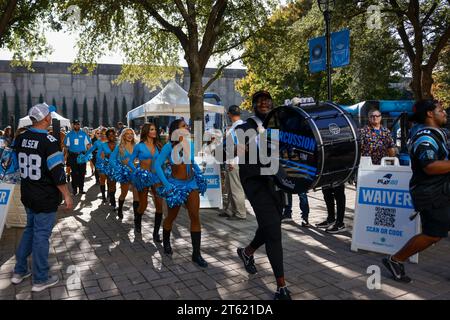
[18,111,71,129]
[127,80,224,122]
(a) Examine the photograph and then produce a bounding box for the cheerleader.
[128,123,163,238]
[109,128,138,220]
[154,119,208,268]
[85,128,117,206]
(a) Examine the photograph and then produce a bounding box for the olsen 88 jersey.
[13,128,67,213]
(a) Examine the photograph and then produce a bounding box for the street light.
[317,0,335,101]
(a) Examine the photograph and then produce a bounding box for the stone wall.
[0,60,246,127]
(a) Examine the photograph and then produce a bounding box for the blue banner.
[308,36,326,73]
[331,29,350,68]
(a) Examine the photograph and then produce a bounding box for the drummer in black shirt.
[10,103,73,292]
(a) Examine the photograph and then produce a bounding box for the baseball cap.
[28,103,56,122]
[252,90,272,104]
[228,105,241,115]
[73,119,81,124]
[409,99,439,124]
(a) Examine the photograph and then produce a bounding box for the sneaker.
[80,190,86,195]
[31,275,59,292]
[218,212,230,218]
[11,271,31,285]
[316,220,335,228]
[326,223,346,234]
[274,287,292,300]
[301,219,311,228]
[281,213,292,221]
[237,248,257,275]
[382,256,412,283]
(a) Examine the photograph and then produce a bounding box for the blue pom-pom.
[194,172,208,196]
[77,153,92,164]
[157,184,189,208]
[96,158,112,176]
[110,163,131,184]
[131,168,156,191]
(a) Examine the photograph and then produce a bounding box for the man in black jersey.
[10,103,73,292]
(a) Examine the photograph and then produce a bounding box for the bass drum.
[264,101,360,193]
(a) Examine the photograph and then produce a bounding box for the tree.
[0,1,54,68]
[62,96,67,117]
[62,0,278,131]
[92,97,99,128]
[121,97,127,123]
[113,96,119,126]
[337,1,450,100]
[2,91,8,127]
[26,90,32,111]
[102,94,109,127]
[72,97,79,120]
[82,97,89,127]
[432,44,450,106]
[236,1,405,107]
[38,93,44,103]
[13,89,19,127]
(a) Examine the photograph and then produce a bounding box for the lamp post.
[318,0,335,101]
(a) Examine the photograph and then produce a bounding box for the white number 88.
[18,153,42,180]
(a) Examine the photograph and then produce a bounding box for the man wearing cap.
[220,105,247,220]
[64,119,91,195]
[10,103,73,292]
[224,91,291,300]
[382,99,450,283]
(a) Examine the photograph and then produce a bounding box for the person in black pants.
[316,184,346,233]
[225,91,291,300]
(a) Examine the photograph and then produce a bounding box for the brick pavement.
[1,175,450,300]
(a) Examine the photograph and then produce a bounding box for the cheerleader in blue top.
[128,123,164,238]
[154,119,208,268]
[109,128,138,220]
[85,128,117,207]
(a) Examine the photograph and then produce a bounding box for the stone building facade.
[0,60,246,127]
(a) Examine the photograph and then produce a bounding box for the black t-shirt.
[409,127,450,188]
[13,128,67,213]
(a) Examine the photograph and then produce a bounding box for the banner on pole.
[308,36,326,73]
[331,29,350,68]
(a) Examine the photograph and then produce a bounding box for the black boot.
[109,191,116,208]
[163,229,173,255]
[191,231,208,268]
[117,199,125,220]
[133,201,141,233]
[153,212,163,243]
[100,185,107,203]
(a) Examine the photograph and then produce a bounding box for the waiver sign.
[351,157,420,263]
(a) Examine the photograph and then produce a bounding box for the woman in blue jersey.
[154,119,208,268]
[109,128,138,220]
[128,123,163,238]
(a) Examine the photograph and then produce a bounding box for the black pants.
[241,176,284,278]
[91,154,99,182]
[322,184,346,224]
[68,152,86,192]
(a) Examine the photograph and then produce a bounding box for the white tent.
[127,80,224,125]
[18,112,71,129]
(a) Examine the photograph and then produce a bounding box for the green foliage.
[102,94,109,127]
[2,92,8,127]
[433,45,450,106]
[72,98,79,120]
[82,97,89,127]
[236,1,405,108]
[62,97,67,117]
[92,97,99,128]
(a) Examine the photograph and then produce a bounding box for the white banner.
[0,183,15,239]
[351,157,421,263]
[195,156,223,209]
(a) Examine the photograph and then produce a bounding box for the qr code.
[374,207,396,228]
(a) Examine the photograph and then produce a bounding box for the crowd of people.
[3,95,449,300]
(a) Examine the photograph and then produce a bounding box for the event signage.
[0,184,14,239]
[351,157,420,263]
[195,156,223,209]
[309,28,350,73]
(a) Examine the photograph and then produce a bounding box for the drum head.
[264,105,318,193]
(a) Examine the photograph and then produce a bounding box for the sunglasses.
[369,115,381,118]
